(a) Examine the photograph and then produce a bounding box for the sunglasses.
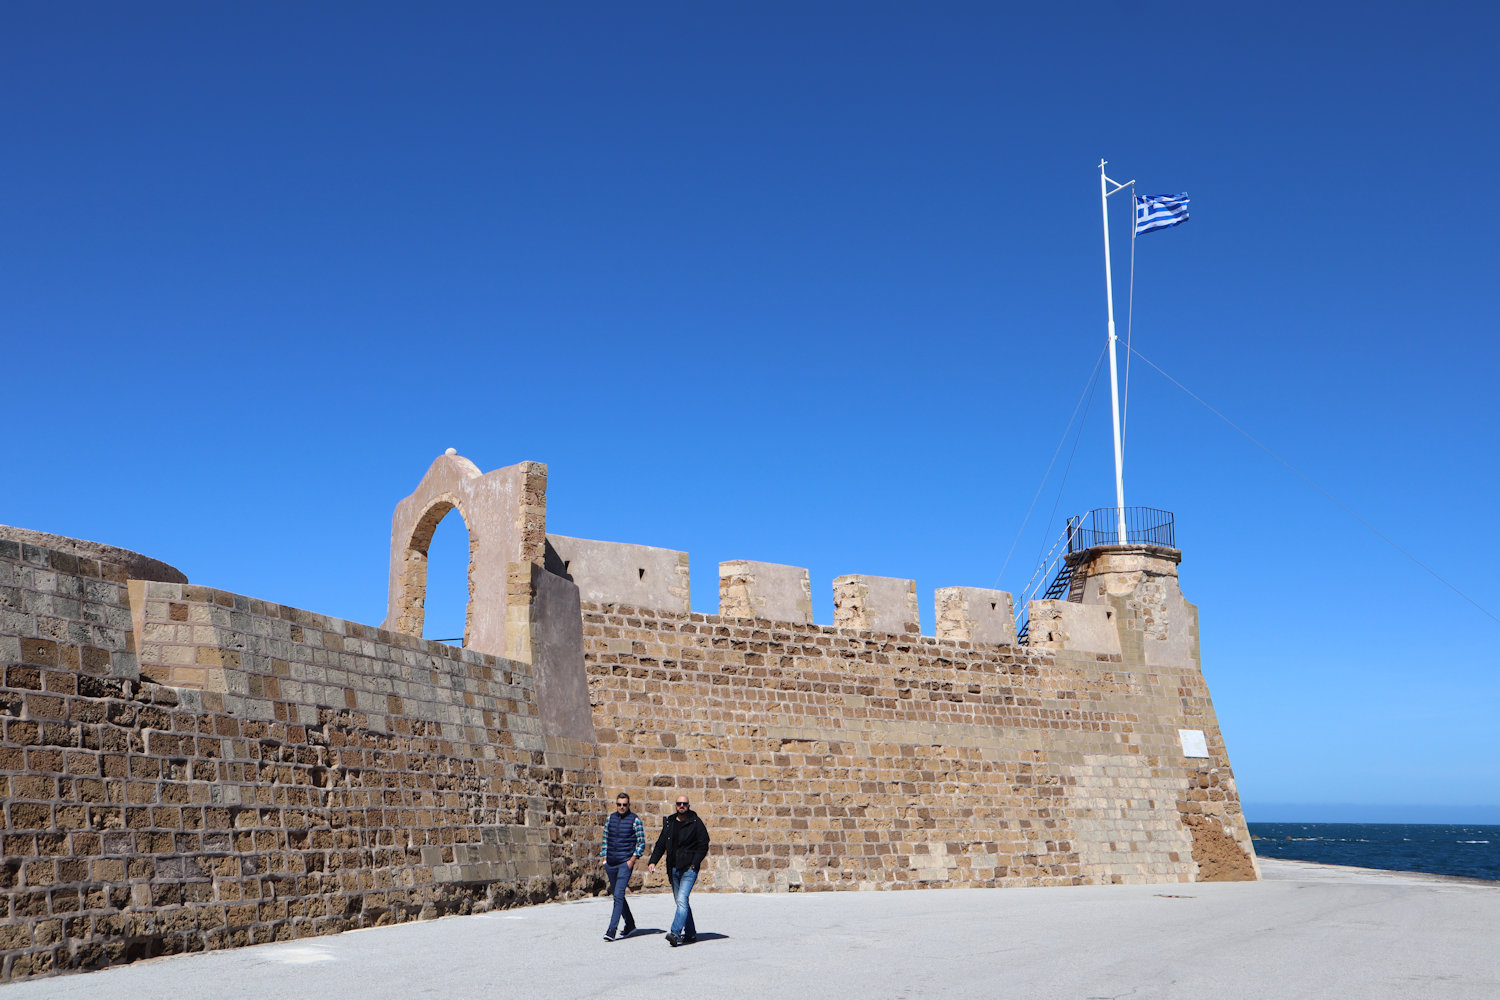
[675,802,689,808]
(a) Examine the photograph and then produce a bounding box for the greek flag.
[1134,193,1190,235]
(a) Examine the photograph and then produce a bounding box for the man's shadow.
[621,929,730,944]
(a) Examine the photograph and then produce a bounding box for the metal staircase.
[1039,559,1079,602]
[1013,517,1083,645]
[1013,507,1175,644]
[1015,556,1076,644]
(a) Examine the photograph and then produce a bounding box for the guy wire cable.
[1034,347,1106,570]
[995,343,1107,589]
[1130,344,1500,627]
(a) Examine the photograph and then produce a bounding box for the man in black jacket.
[647,794,710,946]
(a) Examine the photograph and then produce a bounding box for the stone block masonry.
[718,560,813,623]
[580,552,1254,893]
[0,527,186,587]
[934,586,1016,646]
[0,538,602,982]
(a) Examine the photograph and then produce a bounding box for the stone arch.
[382,452,548,662]
[393,495,478,643]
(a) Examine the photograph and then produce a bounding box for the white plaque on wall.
[1178,729,1209,758]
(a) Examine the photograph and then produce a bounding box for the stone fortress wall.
[582,590,1251,893]
[0,453,1255,982]
[0,522,599,982]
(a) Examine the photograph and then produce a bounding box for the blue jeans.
[605,860,635,934]
[668,867,697,938]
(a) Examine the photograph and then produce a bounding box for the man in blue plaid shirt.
[599,792,645,941]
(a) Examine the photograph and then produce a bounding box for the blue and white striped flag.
[1134,193,1190,236]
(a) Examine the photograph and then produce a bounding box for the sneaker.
[682,933,697,944]
[622,921,636,937]
[665,933,681,947]
[603,931,616,942]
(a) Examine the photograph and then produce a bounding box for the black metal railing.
[1013,507,1178,645]
[1064,507,1176,553]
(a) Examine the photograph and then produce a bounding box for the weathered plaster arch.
[382,452,547,662]
[393,494,477,643]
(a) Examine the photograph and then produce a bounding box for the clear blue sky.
[4,2,1497,823]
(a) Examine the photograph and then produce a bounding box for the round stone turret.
[0,525,187,583]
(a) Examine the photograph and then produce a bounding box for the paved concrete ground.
[4,859,1497,1000]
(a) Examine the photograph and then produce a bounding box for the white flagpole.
[1099,160,1128,546]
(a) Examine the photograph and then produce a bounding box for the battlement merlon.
[718,566,1021,643]
[934,587,1017,645]
[543,534,690,613]
[833,574,920,634]
[719,560,814,623]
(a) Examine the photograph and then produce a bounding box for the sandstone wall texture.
[0,538,601,982]
[581,585,1253,894]
[0,526,187,586]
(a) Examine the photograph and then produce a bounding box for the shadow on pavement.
[617,929,730,945]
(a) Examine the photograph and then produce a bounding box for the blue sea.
[1248,823,1499,881]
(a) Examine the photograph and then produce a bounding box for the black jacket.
[649,809,710,872]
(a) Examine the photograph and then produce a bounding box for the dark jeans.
[605,859,635,934]
[668,867,697,938]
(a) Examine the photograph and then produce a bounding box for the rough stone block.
[832,575,919,635]
[718,561,813,623]
[934,587,1016,646]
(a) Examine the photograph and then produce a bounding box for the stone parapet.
[0,525,187,585]
[718,560,813,623]
[1023,598,1122,655]
[127,579,535,738]
[934,586,1016,646]
[832,574,919,634]
[543,534,690,613]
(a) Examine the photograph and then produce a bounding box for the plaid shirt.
[600,811,645,861]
